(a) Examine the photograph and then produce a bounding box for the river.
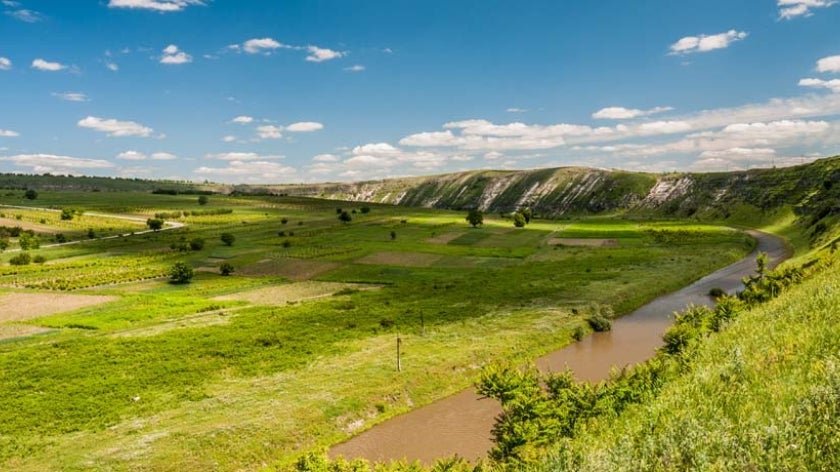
[330,230,790,464]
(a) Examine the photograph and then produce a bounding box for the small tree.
[466,209,484,228]
[219,262,234,276]
[189,238,205,251]
[9,252,31,266]
[60,208,75,221]
[169,261,194,284]
[390,230,397,240]
[220,232,235,246]
[87,228,96,239]
[513,212,527,228]
[0,238,8,252]
[146,218,164,231]
[18,232,39,250]
[281,217,289,225]
[24,189,38,200]
[198,195,209,206]
[360,206,371,214]
[521,207,532,224]
[339,211,352,223]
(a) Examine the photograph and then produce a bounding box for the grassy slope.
[537,220,840,470]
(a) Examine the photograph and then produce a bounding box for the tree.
[338,211,352,223]
[466,209,484,228]
[169,262,194,284]
[360,206,371,214]
[219,262,234,276]
[198,195,209,206]
[9,252,31,266]
[146,218,164,231]
[513,212,527,228]
[390,230,397,240]
[18,232,39,250]
[281,217,289,225]
[189,238,205,251]
[521,207,532,224]
[60,208,75,221]
[0,238,8,252]
[220,232,235,246]
[24,189,37,200]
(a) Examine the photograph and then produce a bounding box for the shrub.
[281,218,288,224]
[9,252,31,266]
[282,240,292,248]
[24,189,37,200]
[219,263,234,276]
[338,211,352,223]
[33,255,46,264]
[198,195,209,205]
[513,212,527,228]
[587,315,612,332]
[360,206,371,214]
[169,262,194,284]
[708,287,726,298]
[146,218,164,231]
[220,233,235,246]
[189,238,205,251]
[572,326,586,341]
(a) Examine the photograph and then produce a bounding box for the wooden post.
[396,334,402,372]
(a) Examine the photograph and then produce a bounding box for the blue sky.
[1,0,839,184]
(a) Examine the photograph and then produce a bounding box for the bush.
[281,218,288,225]
[513,212,527,228]
[198,195,209,205]
[282,240,292,248]
[338,211,352,223]
[587,315,612,332]
[9,252,31,266]
[360,206,371,214]
[24,189,37,200]
[169,262,194,284]
[220,233,235,246]
[33,255,46,264]
[146,218,164,231]
[219,263,234,276]
[708,287,726,298]
[189,238,205,251]
[572,326,586,341]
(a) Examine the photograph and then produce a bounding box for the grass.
[0,191,756,471]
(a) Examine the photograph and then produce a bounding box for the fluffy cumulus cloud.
[151,152,177,160]
[817,55,840,73]
[160,44,192,64]
[0,129,19,137]
[52,92,88,102]
[778,0,838,19]
[195,160,297,184]
[592,106,673,120]
[312,153,340,162]
[669,30,748,55]
[241,38,288,54]
[0,154,115,174]
[305,46,345,62]
[77,116,154,137]
[256,125,283,139]
[799,78,840,93]
[231,115,253,124]
[116,150,147,160]
[286,121,324,132]
[0,57,10,70]
[107,0,205,12]
[31,58,66,71]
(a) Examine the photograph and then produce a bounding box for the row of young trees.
[465,208,533,228]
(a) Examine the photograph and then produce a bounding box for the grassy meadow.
[0,190,755,471]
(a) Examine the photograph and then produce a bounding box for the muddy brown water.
[330,230,790,464]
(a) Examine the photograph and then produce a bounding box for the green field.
[0,190,757,471]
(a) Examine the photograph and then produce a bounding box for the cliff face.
[266,156,840,223]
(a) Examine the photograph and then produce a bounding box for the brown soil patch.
[214,281,377,305]
[547,238,619,248]
[0,324,54,341]
[238,258,341,281]
[0,292,118,322]
[355,251,443,267]
[426,232,465,244]
[111,311,234,338]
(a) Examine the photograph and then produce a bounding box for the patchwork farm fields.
[0,190,755,471]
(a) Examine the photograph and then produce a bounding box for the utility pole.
[396,334,402,372]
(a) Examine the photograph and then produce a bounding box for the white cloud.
[52,92,88,102]
[799,78,840,93]
[0,154,115,174]
[205,152,284,161]
[6,8,43,22]
[107,0,205,12]
[31,58,66,71]
[399,130,461,147]
[313,153,340,162]
[305,45,345,62]
[116,150,147,160]
[241,38,288,54]
[222,135,236,143]
[484,151,504,160]
[669,30,748,55]
[778,0,838,19]
[231,115,254,124]
[151,152,177,160]
[160,44,192,64]
[352,142,401,156]
[637,120,692,135]
[0,129,19,137]
[256,125,283,139]
[592,106,673,120]
[77,116,154,137]
[106,62,119,71]
[0,57,10,70]
[506,108,528,113]
[195,160,297,184]
[344,65,365,72]
[816,55,840,73]
[286,121,324,132]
